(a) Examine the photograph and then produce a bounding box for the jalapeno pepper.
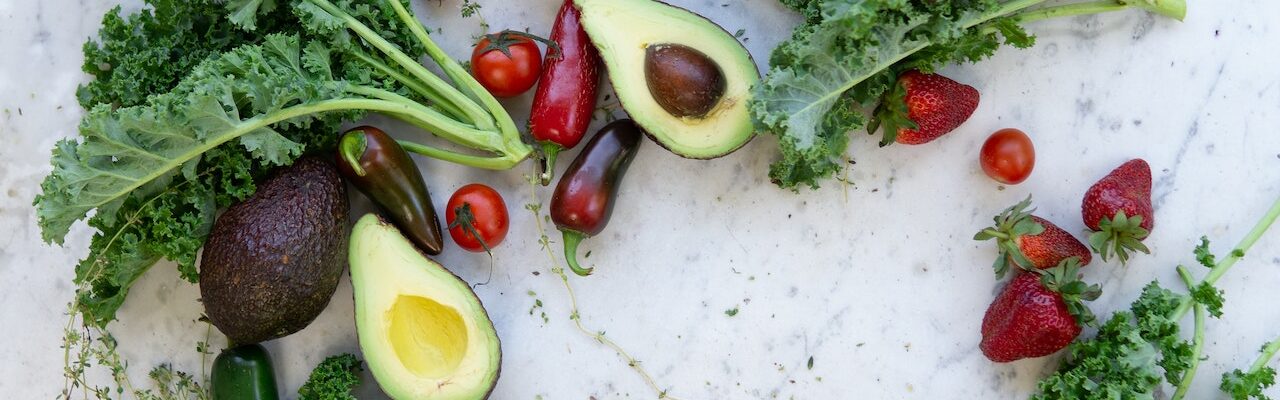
[337,126,445,255]
[530,0,602,186]
[211,344,279,400]
[551,119,643,276]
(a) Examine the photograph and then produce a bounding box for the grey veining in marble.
[2,0,1279,398]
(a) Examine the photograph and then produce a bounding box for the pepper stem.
[339,130,369,177]
[539,142,563,186]
[561,230,593,276]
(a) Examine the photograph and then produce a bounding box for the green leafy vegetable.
[753,0,1185,189]
[1033,196,1280,399]
[1222,339,1280,400]
[78,0,303,109]
[299,354,363,400]
[39,0,533,326]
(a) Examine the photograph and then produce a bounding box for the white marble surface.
[3,0,1280,398]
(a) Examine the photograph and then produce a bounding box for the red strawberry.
[1082,159,1154,264]
[975,196,1092,278]
[980,258,1098,362]
[871,69,980,145]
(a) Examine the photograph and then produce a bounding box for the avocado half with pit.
[576,0,759,159]
[350,214,501,399]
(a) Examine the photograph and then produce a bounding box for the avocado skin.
[200,157,349,345]
[350,215,503,400]
[576,0,759,159]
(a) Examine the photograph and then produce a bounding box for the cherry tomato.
[471,31,543,98]
[446,184,510,252]
[980,128,1036,185]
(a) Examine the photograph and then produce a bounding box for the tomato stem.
[449,203,493,255]
[481,30,563,60]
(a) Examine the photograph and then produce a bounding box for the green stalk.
[346,49,469,122]
[1172,266,1206,400]
[1171,196,1280,321]
[395,140,523,170]
[307,0,496,132]
[1247,338,1280,375]
[77,99,442,212]
[384,0,523,147]
[344,86,506,151]
[1008,1,1130,24]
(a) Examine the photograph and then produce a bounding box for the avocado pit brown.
[644,43,726,118]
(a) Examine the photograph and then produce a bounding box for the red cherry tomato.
[980,128,1036,185]
[446,184,510,252]
[471,31,543,98]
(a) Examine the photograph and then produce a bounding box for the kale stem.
[1249,338,1280,373]
[1007,1,1129,25]
[345,86,508,151]
[395,140,522,170]
[346,49,469,122]
[1172,265,1206,400]
[383,0,523,144]
[1171,304,1205,400]
[1171,196,1280,320]
[306,0,495,131]
[967,0,1049,28]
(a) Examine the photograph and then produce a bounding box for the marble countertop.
[3,0,1280,398]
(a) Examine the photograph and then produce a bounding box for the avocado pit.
[644,43,726,118]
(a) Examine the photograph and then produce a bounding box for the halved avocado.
[576,0,759,159]
[350,214,501,399]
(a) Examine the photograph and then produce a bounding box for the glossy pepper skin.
[211,344,279,400]
[551,119,642,276]
[336,126,445,255]
[529,0,602,185]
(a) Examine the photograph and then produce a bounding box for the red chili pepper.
[529,0,602,186]
[551,119,643,276]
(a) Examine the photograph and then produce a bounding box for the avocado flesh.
[350,214,501,400]
[576,0,759,159]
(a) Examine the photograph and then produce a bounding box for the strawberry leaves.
[1088,210,1152,264]
[867,76,916,147]
[1036,257,1100,326]
[974,196,1044,278]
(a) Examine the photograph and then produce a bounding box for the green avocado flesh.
[350,214,501,400]
[576,0,759,159]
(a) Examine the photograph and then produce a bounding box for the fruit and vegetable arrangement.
[29,0,1280,398]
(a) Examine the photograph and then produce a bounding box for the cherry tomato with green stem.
[446,184,510,253]
[471,30,558,98]
[980,128,1036,185]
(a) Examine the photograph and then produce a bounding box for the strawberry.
[1081,159,1154,264]
[980,258,1099,362]
[975,196,1092,278]
[870,69,980,146]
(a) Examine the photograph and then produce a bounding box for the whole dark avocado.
[200,157,349,344]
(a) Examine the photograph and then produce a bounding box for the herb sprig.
[525,177,682,400]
